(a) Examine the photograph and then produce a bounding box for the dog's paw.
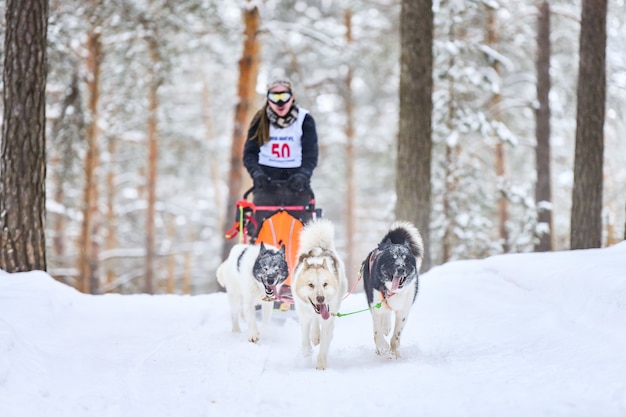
[375,341,390,356]
[374,333,390,356]
[389,344,401,359]
[390,350,401,359]
[316,356,327,370]
[390,337,401,356]
[248,332,260,343]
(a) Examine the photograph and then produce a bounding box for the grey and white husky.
[217,242,288,343]
[360,221,424,358]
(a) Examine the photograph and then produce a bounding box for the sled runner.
[224,182,322,309]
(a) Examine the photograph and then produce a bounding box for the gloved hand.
[252,171,270,190]
[288,173,309,193]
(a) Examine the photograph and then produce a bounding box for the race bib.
[258,110,308,168]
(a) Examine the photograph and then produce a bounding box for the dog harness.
[363,248,395,310]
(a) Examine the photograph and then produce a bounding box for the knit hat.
[266,75,292,92]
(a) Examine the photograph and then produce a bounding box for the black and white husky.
[217,243,288,343]
[360,221,424,358]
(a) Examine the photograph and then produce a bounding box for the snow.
[2,243,626,417]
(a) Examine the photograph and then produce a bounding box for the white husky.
[217,243,288,343]
[292,219,348,370]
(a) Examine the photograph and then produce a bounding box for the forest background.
[0,0,624,295]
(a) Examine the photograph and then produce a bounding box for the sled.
[224,183,322,309]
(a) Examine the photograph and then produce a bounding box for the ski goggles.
[267,91,292,105]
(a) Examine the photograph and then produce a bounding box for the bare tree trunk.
[51,72,81,262]
[442,144,454,263]
[183,225,193,295]
[105,136,118,290]
[0,0,48,272]
[494,143,508,252]
[442,20,458,263]
[166,217,176,294]
[397,0,433,271]
[78,28,103,293]
[184,252,192,294]
[222,1,261,261]
[534,0,553,252]
[51,156,66,257]
[145,34,161,294]
[486,7,510,253]
[343,9,357,285]
[570,0,607,249]
[605,211,616,246]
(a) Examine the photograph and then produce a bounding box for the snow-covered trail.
[1,244,626,417]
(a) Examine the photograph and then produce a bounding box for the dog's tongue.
[319,304,330,320]
[265,285,277,297]
[391,276,401,292]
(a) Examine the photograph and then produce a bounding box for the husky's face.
[252,243,289,298]
[376,240,418,294]
[294,257,339,320]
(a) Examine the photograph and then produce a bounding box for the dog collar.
[379,290,394,310]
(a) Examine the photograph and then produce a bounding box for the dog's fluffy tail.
[298,218,336,254]
[388,221,425,268]
[216,262,226,288]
